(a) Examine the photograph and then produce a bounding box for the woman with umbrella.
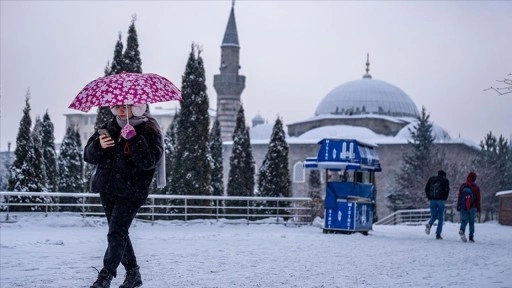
[84,103,163,288]
[70,72,180,288]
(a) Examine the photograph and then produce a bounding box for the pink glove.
[120,124,137,140]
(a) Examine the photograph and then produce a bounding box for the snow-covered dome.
[395,122,452,142]
[315,73,419,118]
[298,125,383,141]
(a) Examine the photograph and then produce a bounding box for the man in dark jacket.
[85,104,163,288]
[457,171,481,242]
[424,170,450,239]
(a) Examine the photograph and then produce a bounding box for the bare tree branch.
[484,73,512,95]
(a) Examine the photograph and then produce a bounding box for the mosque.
[215,5,478,217]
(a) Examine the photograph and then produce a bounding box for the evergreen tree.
[307,169,324,220]
[30,117,49,193]
[388,106,447,210]
[8,92,33,191]
[95,34,125,129]
[474,132,512,221]
[257,117,291,216]
[161,112,181,214]
[7,92,47,211]
[57,126,84,212]
[170,45,211,217]
[41,111,58,192]
[122,15,142,73]
[104,61,111,76]
[308,170,322,199]
[209,118,224,197]
[226,105,255,216]
[110,33,125,75]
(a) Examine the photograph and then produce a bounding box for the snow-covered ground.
[1,213,511,288]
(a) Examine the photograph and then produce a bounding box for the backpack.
[460,186,474,211]
[429,179,441,199]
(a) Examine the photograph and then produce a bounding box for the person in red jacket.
[457,172,481,242]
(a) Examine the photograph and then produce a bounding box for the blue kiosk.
[305,138,382,235]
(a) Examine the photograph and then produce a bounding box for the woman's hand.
[99,134,115,149]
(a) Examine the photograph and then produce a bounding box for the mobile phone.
[97,129,110,138]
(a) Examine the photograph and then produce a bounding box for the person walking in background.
[457,172,481,243]
[85,104,163,288]
[424,170,450,239]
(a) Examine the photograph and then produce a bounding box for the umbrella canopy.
[68,72,182,112]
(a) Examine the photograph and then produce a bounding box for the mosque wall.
[222,141,478,219]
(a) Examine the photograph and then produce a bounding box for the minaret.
[214,2,246,142]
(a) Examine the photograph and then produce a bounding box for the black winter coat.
[424,175,450,201]
[84,119,163,201]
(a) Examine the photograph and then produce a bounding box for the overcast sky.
[1,1,511,151]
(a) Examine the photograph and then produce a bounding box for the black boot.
[469,236,475,242]
[119,266,142,288]
[90,268,113,288]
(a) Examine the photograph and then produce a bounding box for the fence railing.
[374,205,456,225]
[0,191,313,225]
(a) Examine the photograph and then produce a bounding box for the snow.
[1,213,511,287]
[496,190,512,197]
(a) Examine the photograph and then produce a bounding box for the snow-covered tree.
[170,45,211,217]
[57,126,84,212]
[209,118,224,197]
[95,34,125,129]
[30,117,48,192]
[257,117,291,216]
[388,106,448,210]
[474,132,512,221]
[41,111,58,192]
[7,92,48,211]
[122,15,142,73]
[110,33,125,75]
[226,105,255,216]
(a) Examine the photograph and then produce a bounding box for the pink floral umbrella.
[68,72,182,112]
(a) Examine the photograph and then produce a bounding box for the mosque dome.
[315,55,419,118]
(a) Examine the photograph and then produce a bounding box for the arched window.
[293,161,305,183]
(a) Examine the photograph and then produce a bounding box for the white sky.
[1,213,511,287]
[1,1,511,151]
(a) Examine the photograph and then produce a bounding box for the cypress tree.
[257,117,291,216]
[226,105,255,216]
[110,33,125,75]
[8,91,33,192]
[30,118,49,193]
[122,15,142,73]
[170,45,211,217]
[7,92,47,211]
[95,34,124,129]
[41,111,58,192]
[57,126,84,212]
[209,118,224,197]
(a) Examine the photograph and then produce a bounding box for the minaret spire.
[363,53,372,79]
[214,4,246,141]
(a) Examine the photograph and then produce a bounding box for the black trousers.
[100,193,145,277]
